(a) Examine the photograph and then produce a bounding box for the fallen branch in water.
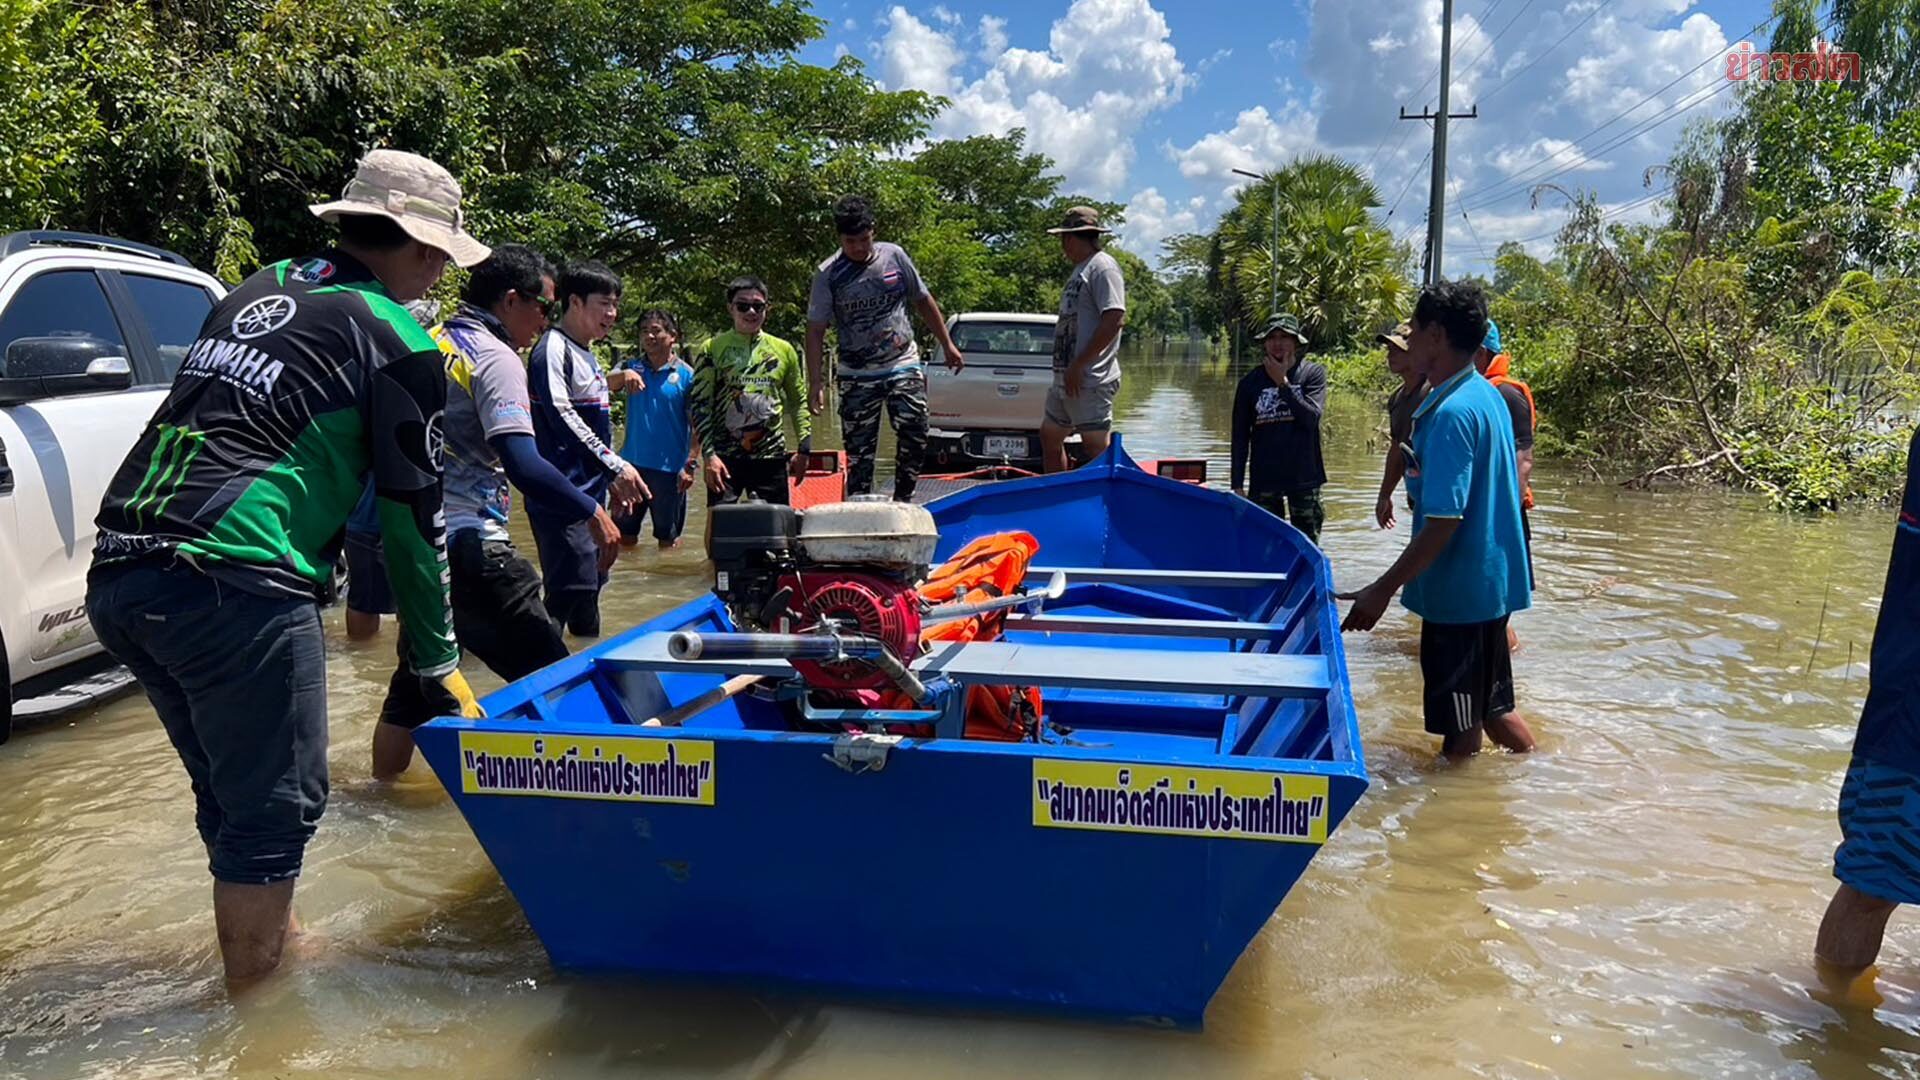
[1623,447,1741,488]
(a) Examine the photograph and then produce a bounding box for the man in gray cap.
[1041,206,1127,472]
[88,148,488,985]
[1232,313,1329,543]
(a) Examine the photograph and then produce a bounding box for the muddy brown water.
[1,350,1911,1079]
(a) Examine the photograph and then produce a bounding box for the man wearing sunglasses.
[528,260,646,638]
[692,276,811,505]
[369,244,620,778]
[805,195,964,501]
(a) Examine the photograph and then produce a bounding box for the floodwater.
[2,349,1912,1079]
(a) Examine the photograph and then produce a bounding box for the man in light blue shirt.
[1341,280,1535,761]
[608,308,701,548]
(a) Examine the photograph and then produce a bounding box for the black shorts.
[380,532,571,730]
[1419,616,1516,736]
[708,456,790,506]
[529,512,607,600]
[343,530,394,614]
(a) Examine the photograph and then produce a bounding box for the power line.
[1364,0,1505,174]
[1386,146,1434,220]
[1459,206,1490,258]
[1405,0,1507,110]
[1461,74,1733,212]
[1452,9,1782,209]
[1458,0,1544,75]
[1364,107,1422,175]
[1499,186,1674,247]
[1475,2,1603,104]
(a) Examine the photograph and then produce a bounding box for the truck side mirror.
[0,337,134,404]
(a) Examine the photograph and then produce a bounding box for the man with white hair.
[87,149,489,985]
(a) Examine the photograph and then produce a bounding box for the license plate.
[982,435,1030,458]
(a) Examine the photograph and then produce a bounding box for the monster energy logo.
[126,424,206,528]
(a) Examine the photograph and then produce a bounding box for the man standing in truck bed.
[805,195,965,501]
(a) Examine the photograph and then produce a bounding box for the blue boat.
[414,437,1367,1027]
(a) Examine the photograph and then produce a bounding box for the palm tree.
[1211,154,1411,350]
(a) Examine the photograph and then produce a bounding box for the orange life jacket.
[878,531,1044,741]
[1483,352,1536,510]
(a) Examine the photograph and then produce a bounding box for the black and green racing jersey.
[93,250,458,676]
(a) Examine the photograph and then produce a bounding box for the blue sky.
[798,0,1779,274]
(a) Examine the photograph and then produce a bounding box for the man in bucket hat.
[87,148,488,985]
[1041,205,1127,472]
[1232,313,1329,543]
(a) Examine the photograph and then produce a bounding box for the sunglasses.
[516,289,557,319]
[733,301,768,314]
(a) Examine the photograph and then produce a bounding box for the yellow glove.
[438,669,486,719]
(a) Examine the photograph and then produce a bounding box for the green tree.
[1196,155,1412,351]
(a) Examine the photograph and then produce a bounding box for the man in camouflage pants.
[805,195,966,501]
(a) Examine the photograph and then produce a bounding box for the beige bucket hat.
[309,149,491,268]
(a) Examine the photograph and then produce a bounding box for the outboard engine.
[705,496,939,694]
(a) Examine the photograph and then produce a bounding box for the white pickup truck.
[0,231,226,742]
[924,312,1061,469]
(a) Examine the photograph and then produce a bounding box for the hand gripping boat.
[414,437,1367,1027]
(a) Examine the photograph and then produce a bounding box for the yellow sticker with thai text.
[1032,760,1327,843]
[459,731,714,805]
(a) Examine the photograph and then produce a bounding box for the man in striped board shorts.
[1818,423,1920,1005]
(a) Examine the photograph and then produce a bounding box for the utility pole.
[1399,0,1477,284]
[1232,167,1280,320]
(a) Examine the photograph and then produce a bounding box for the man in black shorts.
[371,244,623,778]
[1340,281,1536,760]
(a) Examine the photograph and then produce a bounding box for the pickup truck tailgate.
[927,351,1051,432]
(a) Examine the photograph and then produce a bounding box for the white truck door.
[0,266,199,674]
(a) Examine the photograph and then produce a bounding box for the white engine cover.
[798,496,939,567]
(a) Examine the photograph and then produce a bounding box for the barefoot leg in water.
[215,879,298,986]
[1815,884,1897,1007]
[1485,710,1536,753]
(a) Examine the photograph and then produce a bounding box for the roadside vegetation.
[2,0,1911,508]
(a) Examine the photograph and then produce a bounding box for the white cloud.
[844,16,858,31]
[876,0,1192,196]
[931,4,961,26]
[1564,12,1729,127]
[1268,36,1298,60]
[1167,103,1321,187]
[834,42,852,61]
[1304,0,1494,152]
[979,15,1008,61]
[1490,137,1609,176]
[877,6,967,97]
[1119,186,1201,260]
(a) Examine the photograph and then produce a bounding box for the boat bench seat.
[602,634,1330,700]
[1003,613,1293,642]
[1025,566,1287,589]
[918,640,1328,699]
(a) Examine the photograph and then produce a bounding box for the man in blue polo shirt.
[1815,423,1920,1003]
[608,308,700,548]
[1340,280,1536,761]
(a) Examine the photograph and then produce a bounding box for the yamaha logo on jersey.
[425,410,446,471]
[232,295,297,340]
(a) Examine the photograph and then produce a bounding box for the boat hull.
[420,704,1365,1027]
[417,437,1367,1027]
